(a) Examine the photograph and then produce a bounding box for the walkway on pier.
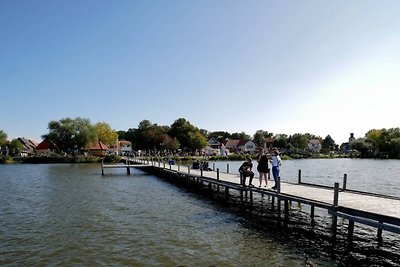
[166,163,400,221]
[125,157,400,239]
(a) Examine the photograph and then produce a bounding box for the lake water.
[1,159,399,266]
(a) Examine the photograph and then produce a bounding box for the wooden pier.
[113,157,400,248]
[101,163,150,175]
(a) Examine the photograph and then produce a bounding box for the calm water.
[1,159,399,266]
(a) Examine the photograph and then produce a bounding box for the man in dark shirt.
[238,157,254,186]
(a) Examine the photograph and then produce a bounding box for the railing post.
[333,182,339,206]
[331,182,340,240]
[227,164,229,174]
[213,163,215,171]
[343,174,347,190]
[277,175,281,193]
[298,169,302,184]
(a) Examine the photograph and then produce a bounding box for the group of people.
[192,160,212,171]
[238,148,281,190]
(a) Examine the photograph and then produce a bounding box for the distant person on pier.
[238,157,254,187]
[270,149,282,190]
[192,160,200,170]
[257,149,269,187]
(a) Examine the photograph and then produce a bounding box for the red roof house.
[35,139,57,155]
[86,140,108,157]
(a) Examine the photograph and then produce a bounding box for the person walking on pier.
[257,149,269,187]
[270,150,282,190]
[239,157,254,187]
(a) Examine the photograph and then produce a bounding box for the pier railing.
[114,156,400,248]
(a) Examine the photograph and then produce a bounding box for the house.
[208,137,222,149]
[308,139,321,153]
[86,140,108,157]
[238,140,257,153]
[17,137,38,157]
[118,140,132,155]
[262,137,274,150]
[35,139,57,156]
[225,139,240,152]
[342,133,356,153]
[108,140,133,155]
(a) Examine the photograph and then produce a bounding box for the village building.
[308,139,322,153]
[238,140,257,153]
[35,139,58,156]
[85,140,108,157]
[118,140,132,155]
[17,137,38,157]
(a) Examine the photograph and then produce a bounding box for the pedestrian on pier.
[257,149,269,187]
[270,149,282,190]
[239,157,254,187]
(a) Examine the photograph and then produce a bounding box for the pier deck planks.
[154,162,400,222]
[122,158,400,235]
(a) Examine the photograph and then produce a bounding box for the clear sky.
[1,0,399,144]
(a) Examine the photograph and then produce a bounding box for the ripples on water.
[1,160,399,266]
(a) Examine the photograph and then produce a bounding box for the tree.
[43,117,97,154]
[169,118,207,151]
[208,131,231,141]
[163,135,180,150]
[231,132,250,140]
[0,130,7,147]
[321,135,336,153]
[350,138,371,158]
[288,133,308,150]
[253,130,273,146]
[9,139,24,156]
[95,122,118,146]
[187,131,208,151]
[273,134,288,149]
[116,130,126,140]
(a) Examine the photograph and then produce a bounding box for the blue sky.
[1,0,399,144]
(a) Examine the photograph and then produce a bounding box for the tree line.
[1,117,400,159]
[350,128,400,159]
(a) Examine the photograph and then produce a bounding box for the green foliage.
[10,139,24,150]
[288,133,309,150]
[273,134,288,149]
[208,131,231,140]
[102,154,122,163]
[0,130,7,147]
[95,122,118,146]
[231,132,250,140]
[253,130,273,146]
[22,155,102,163]
[322,135,336,151]
[169,118,207,151]
[350,138,371,158]
[0,154,13,163]
[116,130,126,140]
[43,117,97,154]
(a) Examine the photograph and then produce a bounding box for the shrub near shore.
[21,155,103,164]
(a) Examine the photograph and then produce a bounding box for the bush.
[102,154,122,163]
